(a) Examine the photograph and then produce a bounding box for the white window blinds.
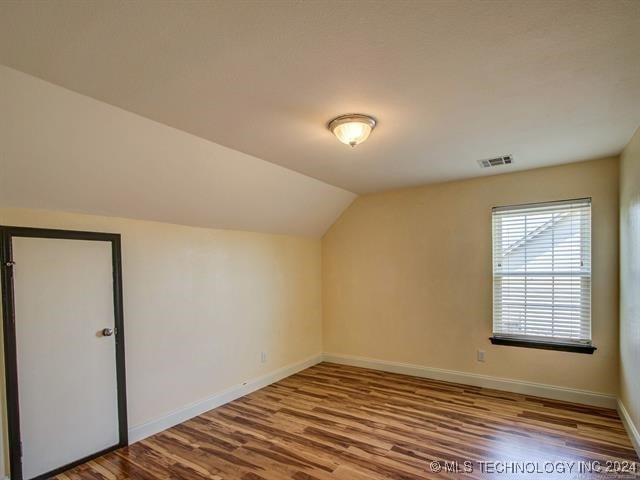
[492,198,592,345]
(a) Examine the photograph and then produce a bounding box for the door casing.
[0,226,128,480]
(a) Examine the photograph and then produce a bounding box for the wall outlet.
[260,351,267,363]
[477,350,486,362]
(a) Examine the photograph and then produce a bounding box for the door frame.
[0,226,128,480]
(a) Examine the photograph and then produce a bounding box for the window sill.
[489,337,597,354]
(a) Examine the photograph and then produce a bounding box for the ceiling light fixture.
[328,114,377,147]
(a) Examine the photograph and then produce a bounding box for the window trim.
[491,197,595,353]
[489,336,597,354]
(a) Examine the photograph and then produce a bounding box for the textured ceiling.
[0,66,355,237]
[1,0,639,193]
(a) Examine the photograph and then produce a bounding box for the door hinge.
[19,440,23,457]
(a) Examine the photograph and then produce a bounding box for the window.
[490,198,594,353]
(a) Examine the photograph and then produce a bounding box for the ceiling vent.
[478,155,513,168]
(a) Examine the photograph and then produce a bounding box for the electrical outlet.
[477,350,486,362]
[260,351,267,363]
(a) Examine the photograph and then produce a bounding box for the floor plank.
[54,363,639,479]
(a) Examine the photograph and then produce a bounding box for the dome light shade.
[328,114,377,147]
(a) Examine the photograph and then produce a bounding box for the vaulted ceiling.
[1,0,639,195]
[0,66,355,237]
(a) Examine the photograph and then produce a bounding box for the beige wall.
[323,157,619,394]
[0,207,322,443]
[620,128,640,435]
[0,154,631,472]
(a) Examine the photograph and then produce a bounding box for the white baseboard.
[322,353,617,409]
[2,353,631,479]
[127,352,623,448]
[128,354,323,444]
[618,399,640,458]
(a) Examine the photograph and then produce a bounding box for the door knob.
[102,328,115,337]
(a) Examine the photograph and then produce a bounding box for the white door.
[12,237,120,479]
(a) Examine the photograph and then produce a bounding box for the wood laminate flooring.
[55,362,639,479]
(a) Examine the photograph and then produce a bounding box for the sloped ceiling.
[1,0,639,193]
[0,66,355,237]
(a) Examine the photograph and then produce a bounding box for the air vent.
[478,155,513,168]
